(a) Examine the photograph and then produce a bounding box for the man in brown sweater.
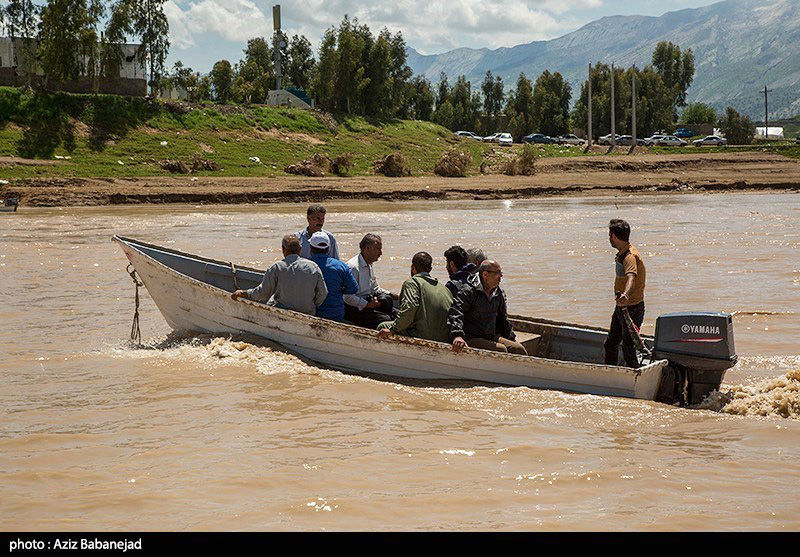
[604,219,647,367]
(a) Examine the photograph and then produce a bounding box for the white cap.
[309,231,330,249]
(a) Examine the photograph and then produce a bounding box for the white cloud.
[164,0,606,54]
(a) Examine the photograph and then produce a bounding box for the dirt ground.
[3,151,799,207]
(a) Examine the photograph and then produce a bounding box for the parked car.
[617,135,645,146]
[497,133,513,146]
[693,135,727,147]
[655,135,688,147]
[643,135,666,146]
[555,134,585,145]
[597,134,623,145]
[674,128,694,138]
[483,133,500,143]
[455,131,482,140]
[523,133,555,144]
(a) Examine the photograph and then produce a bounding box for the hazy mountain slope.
[407,0,800,119]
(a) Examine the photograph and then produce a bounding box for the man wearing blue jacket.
[309,232,358,322]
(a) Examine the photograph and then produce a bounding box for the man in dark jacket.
[444,245,479,297]
[448,260,527,355]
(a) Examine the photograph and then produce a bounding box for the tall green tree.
[37,0,104,84]
[408,76,434,121]
[436,72,450,108]
[210,59,234,103]
[718,106,755,145]
[335,15,368,114]
[481,70,505,117]
[387,31,412,118]
[531,70,571,137]
[652,41,695,113]
[680,102,717,125]
[101,0,170,90]
[287,34,315,90]
[362,29,392,117]
[310,27,337,111]
[2,1,40,84]
[131,0,170,89]
[504,73,535,139]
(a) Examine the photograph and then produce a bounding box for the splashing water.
[696,369,800,419]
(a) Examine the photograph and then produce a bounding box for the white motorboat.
[114,236,737,404]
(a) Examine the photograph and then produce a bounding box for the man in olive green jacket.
[377,252,453,343]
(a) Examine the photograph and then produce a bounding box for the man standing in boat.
[230,235,328,315]
[604,219,647,367]
[448,260,527,355]
[297,204,339,259]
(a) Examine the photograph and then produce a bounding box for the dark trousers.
[344,293,396,329]
[467,336,528,355]
[604,301,645,368]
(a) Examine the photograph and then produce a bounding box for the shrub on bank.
[503,144,537,176]
[434,149,472,177]
[373,153,411,177]
[285,153,331,177]
[330,153,354,176]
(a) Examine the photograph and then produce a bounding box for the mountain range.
[405,0,800,120]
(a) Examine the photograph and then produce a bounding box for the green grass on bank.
[1,87,798,180]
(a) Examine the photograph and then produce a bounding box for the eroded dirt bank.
[3,151,799,207]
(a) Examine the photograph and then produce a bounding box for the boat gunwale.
[113,234,666,377]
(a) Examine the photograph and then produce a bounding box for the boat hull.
[113,236,668,400]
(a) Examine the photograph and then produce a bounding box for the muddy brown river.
[1,192,799,531]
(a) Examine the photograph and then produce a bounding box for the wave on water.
[695,369,800,419]
[106,332,331,377]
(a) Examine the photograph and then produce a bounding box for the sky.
[164,0,725,72]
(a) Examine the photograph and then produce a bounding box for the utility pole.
[273,5,284,91]
[629,65,637,155]
[608,63,616,154]
[585,63,593,153]
[764,85,770,141]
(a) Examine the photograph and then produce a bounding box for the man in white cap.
[308,231,358,322]
[231,235,328,315]
[297,204,339,259]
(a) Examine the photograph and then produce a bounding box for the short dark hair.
[411,251,433,273]
[444,245,468,270]
[282,234,301,255]
[310,246,328,255]
[609,219,631,242]
[307,204,326,217]
[359,233,382,251]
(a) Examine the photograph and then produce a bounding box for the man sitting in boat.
[230,235,328,315]
[309,231,359,322]
[376,251,453,343]
[604,219,647,367]
[297,204,339,260]
[343,233,399,328]
[466,247,487,266]
[444,245,479,296]
[448,261,527,355]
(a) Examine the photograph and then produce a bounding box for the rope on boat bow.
[127,263,143,346]
[230,261,239,291]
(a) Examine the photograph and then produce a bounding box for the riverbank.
[4,151,799,206]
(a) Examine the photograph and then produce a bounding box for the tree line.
[0,0,170,89]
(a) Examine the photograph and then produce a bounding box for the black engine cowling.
[652,312,737,405]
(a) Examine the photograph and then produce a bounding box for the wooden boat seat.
[514,332,542,356]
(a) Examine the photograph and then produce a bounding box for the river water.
[1,192,799,531]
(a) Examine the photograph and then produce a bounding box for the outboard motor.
[652,312,737,406]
